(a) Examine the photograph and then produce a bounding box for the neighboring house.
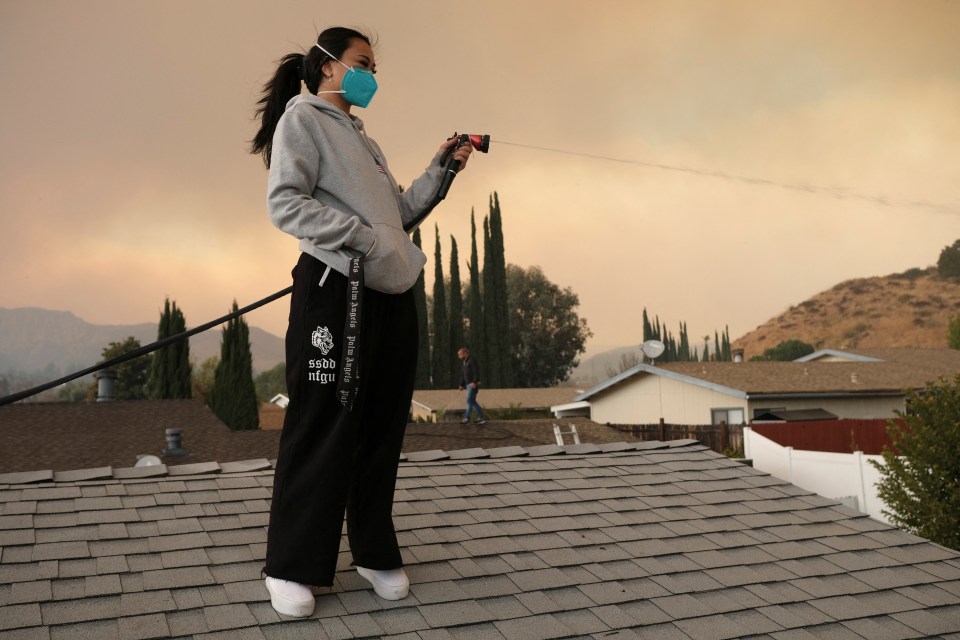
[1,400,622,473]
[411,388,579,422]
[1,440,959,637]
[575,348,960,426]
[0,400,282,473]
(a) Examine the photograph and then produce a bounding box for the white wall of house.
[744,427,889,523]
[590,374,747,424]
[747,396,904,420]
[588,371,906,425]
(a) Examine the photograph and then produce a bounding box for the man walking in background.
[458,347,486,425]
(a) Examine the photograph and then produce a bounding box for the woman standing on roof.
[250,27,473,618]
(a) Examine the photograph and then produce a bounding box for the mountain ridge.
[0,307,284,381]
[571,267,958,385]
[733,267,958,357]
[6,267,957,392]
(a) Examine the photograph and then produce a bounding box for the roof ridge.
[0,439,709,486]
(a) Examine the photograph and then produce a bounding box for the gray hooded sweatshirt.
[267,94,445,294]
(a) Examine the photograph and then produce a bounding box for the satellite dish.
[641,340,665,361]
[135,455,162,467]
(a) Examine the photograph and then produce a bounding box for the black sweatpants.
[265,252,418,587]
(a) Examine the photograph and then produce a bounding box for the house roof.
[0,400,611,474]
[576,348,960,402]
[795,350,883,363]
[1,441,959,638]
[752,409,839,422]
[797,348,960,366]
[0,441,960,640]
[0,400,283,474]
[412,388,580,413]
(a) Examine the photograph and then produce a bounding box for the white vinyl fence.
[743,426,890,524]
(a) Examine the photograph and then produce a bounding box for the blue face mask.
[314,43,378,108]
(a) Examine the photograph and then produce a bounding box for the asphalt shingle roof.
[412,389,580,413]
[0,400,282,474]
[0,400,609,474]
[2,441,959,639]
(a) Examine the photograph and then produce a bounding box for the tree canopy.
[938,239,960,279]
[210,301,259,430]
[430,225,451,388]
[447,236,465,388]
[506,264,592,387]
[949,315,960,350]
[99,337,150,400]
[871,374,960,551]
[411,228,431,389]
[254,362,286,402]
[420,192,588,389]
[147,298,192,399]
[750,339,815,362]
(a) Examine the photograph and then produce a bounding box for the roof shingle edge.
[0,441,707,486]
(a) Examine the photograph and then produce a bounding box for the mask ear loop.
[313,43,349,95]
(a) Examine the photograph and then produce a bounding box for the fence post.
[658,417,665,441]
[854,450,868,516]
[720,421,728,453]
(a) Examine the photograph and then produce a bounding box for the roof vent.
[164,428,188,457]
[732,349,744,363]
[850,373,859,384]
[95,369,117,402]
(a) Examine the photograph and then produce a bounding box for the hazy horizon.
[2,1,958,357]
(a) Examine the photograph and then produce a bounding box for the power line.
[494,139,959,216]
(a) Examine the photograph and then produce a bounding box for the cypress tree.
[665,331,677,362]
[210,301,259,430]
[430,225,450,388]
[642,308,652,342]
[482,216,502,387]
[467,209,486,371]
[489,192,512,386]
[148,298,192,399]
[411,228,431,389]
[679,322,690,361]
[447,236,465,388]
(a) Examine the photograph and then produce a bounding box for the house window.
[711,408,744,425]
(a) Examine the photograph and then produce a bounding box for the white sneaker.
[356,566,409,600]
[265,576,315,617]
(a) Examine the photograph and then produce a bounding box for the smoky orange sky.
[1,0,958,361]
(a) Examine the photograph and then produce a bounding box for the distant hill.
[571,267,959,386]
[0,307,285,381]
[734,268,960,358]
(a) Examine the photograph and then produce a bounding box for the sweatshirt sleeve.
[267,109,376,254]
[395,148,446,227]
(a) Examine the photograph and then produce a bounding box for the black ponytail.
[250,27,374,168]
[250,54,302,168]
